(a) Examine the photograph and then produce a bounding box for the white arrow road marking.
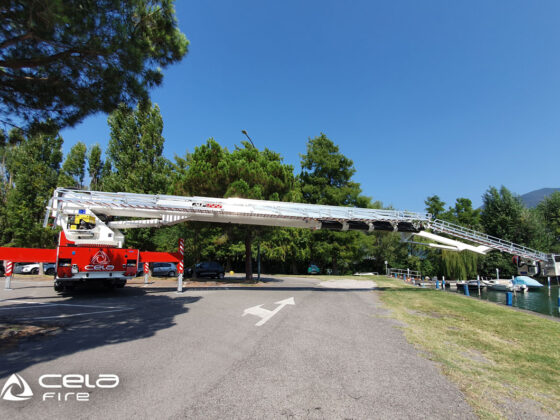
[242,297,295,326]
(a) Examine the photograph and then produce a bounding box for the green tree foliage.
[300,133,369,207]
[537,192,560,252]
[479,186,548,277]
[101,102,171,249]
[424,195,445,219]
[87,144,103,190]
[102,102,170,194]
[444,198,481,229]
[58,141,87,188]
[0,131,62,247]
[1,0,189,129]
[441,250,478,280]
[299,134,373,273]
[481,186,546,248]
[169,139,299,279]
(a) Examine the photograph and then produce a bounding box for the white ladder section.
[429,219,548,262]
[48,188,431,233]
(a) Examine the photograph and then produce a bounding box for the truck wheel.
[54,281,63,292]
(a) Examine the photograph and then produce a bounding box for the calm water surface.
[454,283,559,318]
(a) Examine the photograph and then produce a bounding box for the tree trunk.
[245,230,253,281]
[291,259,298,275]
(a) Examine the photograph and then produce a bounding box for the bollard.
[463,283,470,296]
[442,276,445,290]
[506,292,513,306]
[436,280,440,290]
[477,275,481,297]
[143,262,150,286]
[548,277,551,289]
[177,238,185,293]
[4,260,13,290]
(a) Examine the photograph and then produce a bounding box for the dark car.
[187,261,225,279]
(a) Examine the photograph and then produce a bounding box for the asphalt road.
[0,276,474,419]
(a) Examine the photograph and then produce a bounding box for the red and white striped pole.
[143,261,150,286]
[177,238,184,293]
[4,260,13,290]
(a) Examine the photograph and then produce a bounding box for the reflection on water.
[455,284,560,317]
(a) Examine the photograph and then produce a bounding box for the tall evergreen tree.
[0,131,62,247]
[1,1,189,129]
[424,195,446,219]
[101,102,171,249]
[299,134,371,273]
[87,144,104,190]
[59,141,87,188]
[102,102,170,194]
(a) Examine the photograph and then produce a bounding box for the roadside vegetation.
[370,275,560,419]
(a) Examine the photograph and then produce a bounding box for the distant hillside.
[520,188,560,208]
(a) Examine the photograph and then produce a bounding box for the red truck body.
[1,232,182,292]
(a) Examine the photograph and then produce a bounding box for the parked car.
[20,263,56,275]
[187,261,225,279]
[13,262,33,274]
[135,262,177,277]
[307,264,320,275]
[0,262,4,277]
[152,262,177,277]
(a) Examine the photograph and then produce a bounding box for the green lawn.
[369,275,560,419]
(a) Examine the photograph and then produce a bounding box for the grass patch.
[370,276,560,419]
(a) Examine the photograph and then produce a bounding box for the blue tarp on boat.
[513,276,543,288]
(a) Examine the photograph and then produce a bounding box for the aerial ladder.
[1,188,558,291]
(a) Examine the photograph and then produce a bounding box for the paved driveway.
[0,276,473,419]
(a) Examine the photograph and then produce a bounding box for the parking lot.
[0,275,474,419]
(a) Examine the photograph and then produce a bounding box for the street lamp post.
[241,130,255,148]
[241,130,259,281]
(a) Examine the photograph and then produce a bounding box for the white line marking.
[33,308,131,320]
[0,300,129,309]
[0,300,132,319]
[243,297,295,326]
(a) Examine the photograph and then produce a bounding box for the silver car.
[19,263,56,275]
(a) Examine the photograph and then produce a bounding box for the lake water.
[454,283,560,318]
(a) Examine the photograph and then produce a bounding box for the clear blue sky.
[60,0,560,211]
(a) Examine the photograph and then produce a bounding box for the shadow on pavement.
[0,287,201,378]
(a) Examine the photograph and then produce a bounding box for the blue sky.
[60,0,560,211]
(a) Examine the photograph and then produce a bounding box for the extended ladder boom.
[47,188,430,247]
[46,188,558,276]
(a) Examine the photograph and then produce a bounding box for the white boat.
[482,279,528,293]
